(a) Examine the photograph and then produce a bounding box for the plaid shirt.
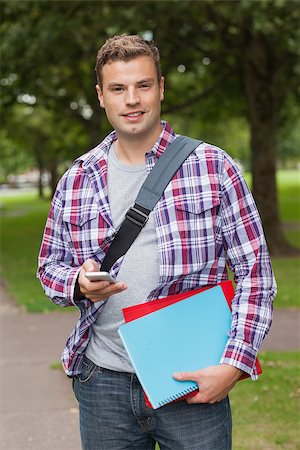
[38,122,276,378]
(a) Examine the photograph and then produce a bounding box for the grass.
[272,258,300,308]
[153,352,300,450]
[277,170,300,224]
[230,351,300,450]
[0,169,299,312]
[0,194,59,312]
[244,169,300,221]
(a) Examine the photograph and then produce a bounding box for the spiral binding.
[158,385,197,407]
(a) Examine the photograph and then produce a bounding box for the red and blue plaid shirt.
[38,122,276,378]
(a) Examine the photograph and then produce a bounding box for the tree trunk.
[242,34,299,256]
[34,151,45,199]
[49,158,58,198]
[84,112,109,148]
[38,169,44,199]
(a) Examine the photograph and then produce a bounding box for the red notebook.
[122,280,262,408]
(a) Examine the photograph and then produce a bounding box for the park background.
[0,0,299,449]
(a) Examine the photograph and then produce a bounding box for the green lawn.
[153,352,300,450]
[277,170,300,224]
[244,169,300,221]
[0,194,57,312]
[230,351,300,450]
[0,169,299,312]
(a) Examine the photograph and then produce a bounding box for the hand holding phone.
[85,271,116,283]
[78,259,126,303]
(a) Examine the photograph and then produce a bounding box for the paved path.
[0,285,81,450]
[0,282,299,450]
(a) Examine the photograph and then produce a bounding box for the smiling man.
[38,35,276,450]
[95,55,165,165]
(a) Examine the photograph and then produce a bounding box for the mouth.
[122,111,145,118]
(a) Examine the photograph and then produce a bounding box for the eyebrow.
[137,78,154,84]
[107,77,155,88]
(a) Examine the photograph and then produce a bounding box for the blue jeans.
[73,356,232,450]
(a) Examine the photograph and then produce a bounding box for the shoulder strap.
[101,135,202,272]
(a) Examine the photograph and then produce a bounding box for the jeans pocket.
[78,357,99,384]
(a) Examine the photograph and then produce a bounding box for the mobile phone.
[85,271,116,283]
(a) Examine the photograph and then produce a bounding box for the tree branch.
[162,69,233,115]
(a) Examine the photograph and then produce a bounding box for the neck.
[114,125,163,165]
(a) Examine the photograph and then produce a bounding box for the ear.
[95,84,105,108]
[159,76,165,101]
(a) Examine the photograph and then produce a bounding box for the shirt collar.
[147,121,177,158]
[78,121,177,169]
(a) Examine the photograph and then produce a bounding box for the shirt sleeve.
[219,154,277,379]
[37,184,89,310]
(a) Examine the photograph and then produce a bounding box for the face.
[96,56,164,142]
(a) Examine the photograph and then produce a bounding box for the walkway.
[0,281,299,450]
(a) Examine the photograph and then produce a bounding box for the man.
[38,34,276,450]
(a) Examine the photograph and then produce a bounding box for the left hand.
[173,364,243,404]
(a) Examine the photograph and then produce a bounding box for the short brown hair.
[95,34,161,87]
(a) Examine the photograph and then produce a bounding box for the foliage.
[1,0,300,253]
[1,101,90,195]
[1,0,299,156]
[0,129,35,183]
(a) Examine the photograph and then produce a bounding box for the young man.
[38,35,276,450]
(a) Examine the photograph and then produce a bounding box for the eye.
[139,83,151,89]
[111,86,124,92]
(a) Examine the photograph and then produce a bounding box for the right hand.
[78,259,127,303]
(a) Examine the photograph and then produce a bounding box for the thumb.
[173,370,199,382]
[83,258,99,272]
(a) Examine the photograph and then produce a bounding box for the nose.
[125,87,140,106]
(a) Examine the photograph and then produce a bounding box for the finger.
[173,371,201,382]
[89,294,110,302]
[86,284,127,302]
[86,282,127,299]
[84,280,111,292]
[82,259,99,272]
[98,282,127,295]
[186,392,220,405]
[80,280,109,294]
[186,393,203,404]
[208,395,226,404]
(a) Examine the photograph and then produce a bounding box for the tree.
[146,0,300,255]
[1,0,299,254]
[0,129,35,185]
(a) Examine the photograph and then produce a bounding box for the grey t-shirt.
[85,144,160,372]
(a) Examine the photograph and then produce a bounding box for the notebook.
[122,281,262,408]
[123,281,234,323]
[118,285,232,409]
[122,281,262,380]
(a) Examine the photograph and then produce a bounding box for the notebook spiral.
[158,384,198,407]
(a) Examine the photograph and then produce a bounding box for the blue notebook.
[118,285,232,409]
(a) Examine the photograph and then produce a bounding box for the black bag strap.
[101,136,202,272]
